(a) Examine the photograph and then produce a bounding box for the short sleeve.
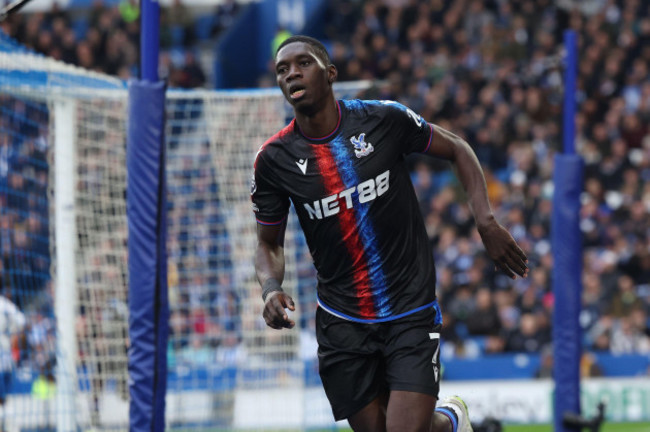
[251,151,290,225]
[382,101,434,155]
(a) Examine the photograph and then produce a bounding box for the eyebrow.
[275,53,318,70]
[277,53,313,63]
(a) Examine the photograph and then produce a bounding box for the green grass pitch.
[312,423,650,432]
[503,423,650,432]
[179,421,650,431]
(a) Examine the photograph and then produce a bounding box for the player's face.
[275,42,334,114]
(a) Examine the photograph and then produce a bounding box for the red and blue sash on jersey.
[312,135,391,320]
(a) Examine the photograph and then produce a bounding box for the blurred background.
[0,0,649,430]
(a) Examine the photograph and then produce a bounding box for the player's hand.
[478,220,529,279]
[263,291,296,330]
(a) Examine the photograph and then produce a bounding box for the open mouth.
[290,87,306,100]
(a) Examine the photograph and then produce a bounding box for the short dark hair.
[275,35,331,66]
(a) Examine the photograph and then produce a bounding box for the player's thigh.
[386,390,437,432]
[347,391,389,432]
[316,307,386,421]
[384,309,441,397]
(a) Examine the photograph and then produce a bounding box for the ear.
[328,64,338,84]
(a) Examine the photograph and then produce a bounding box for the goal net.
[1,32,128,431]
[1,32,372,430]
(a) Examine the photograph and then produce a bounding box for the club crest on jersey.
[350,133,373,158]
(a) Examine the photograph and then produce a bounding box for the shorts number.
[429,332,440,383]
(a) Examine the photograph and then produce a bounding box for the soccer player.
[252,35,528,432]
[0,290,26,429]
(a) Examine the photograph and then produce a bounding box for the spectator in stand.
[466,287,500,336]
[211,0,240,38]
[535,345,553,379]
[166,0,195,47]
[609,274,645,318]
[580,352,603,378]
[174,51,207,89]
[610,310,650,355]
[178,334,212,366]
[505,312,550,353]
[118,0,139,25]
[214,331,247,366]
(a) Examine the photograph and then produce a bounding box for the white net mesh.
[73,97,129,428]
[1,33,129,430]
[1,31,373,431]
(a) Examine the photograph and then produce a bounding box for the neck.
[295,97,339,139]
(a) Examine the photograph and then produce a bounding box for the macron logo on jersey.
[303,170,390,220]
[296,158,308,174]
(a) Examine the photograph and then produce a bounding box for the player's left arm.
[425,124,529,279]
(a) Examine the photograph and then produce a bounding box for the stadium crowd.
[1,0,649,382]
[0,0,238,87]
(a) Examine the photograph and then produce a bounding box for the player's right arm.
[255,220,295,329]
[252,144,295,330]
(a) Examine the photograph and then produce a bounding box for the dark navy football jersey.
[252,99,442,324]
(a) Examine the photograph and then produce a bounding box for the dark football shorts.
[316,306,442,421]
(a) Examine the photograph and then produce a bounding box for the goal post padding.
[551,153,583,429]
[126,79,169,432]
[552,29,583,432]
